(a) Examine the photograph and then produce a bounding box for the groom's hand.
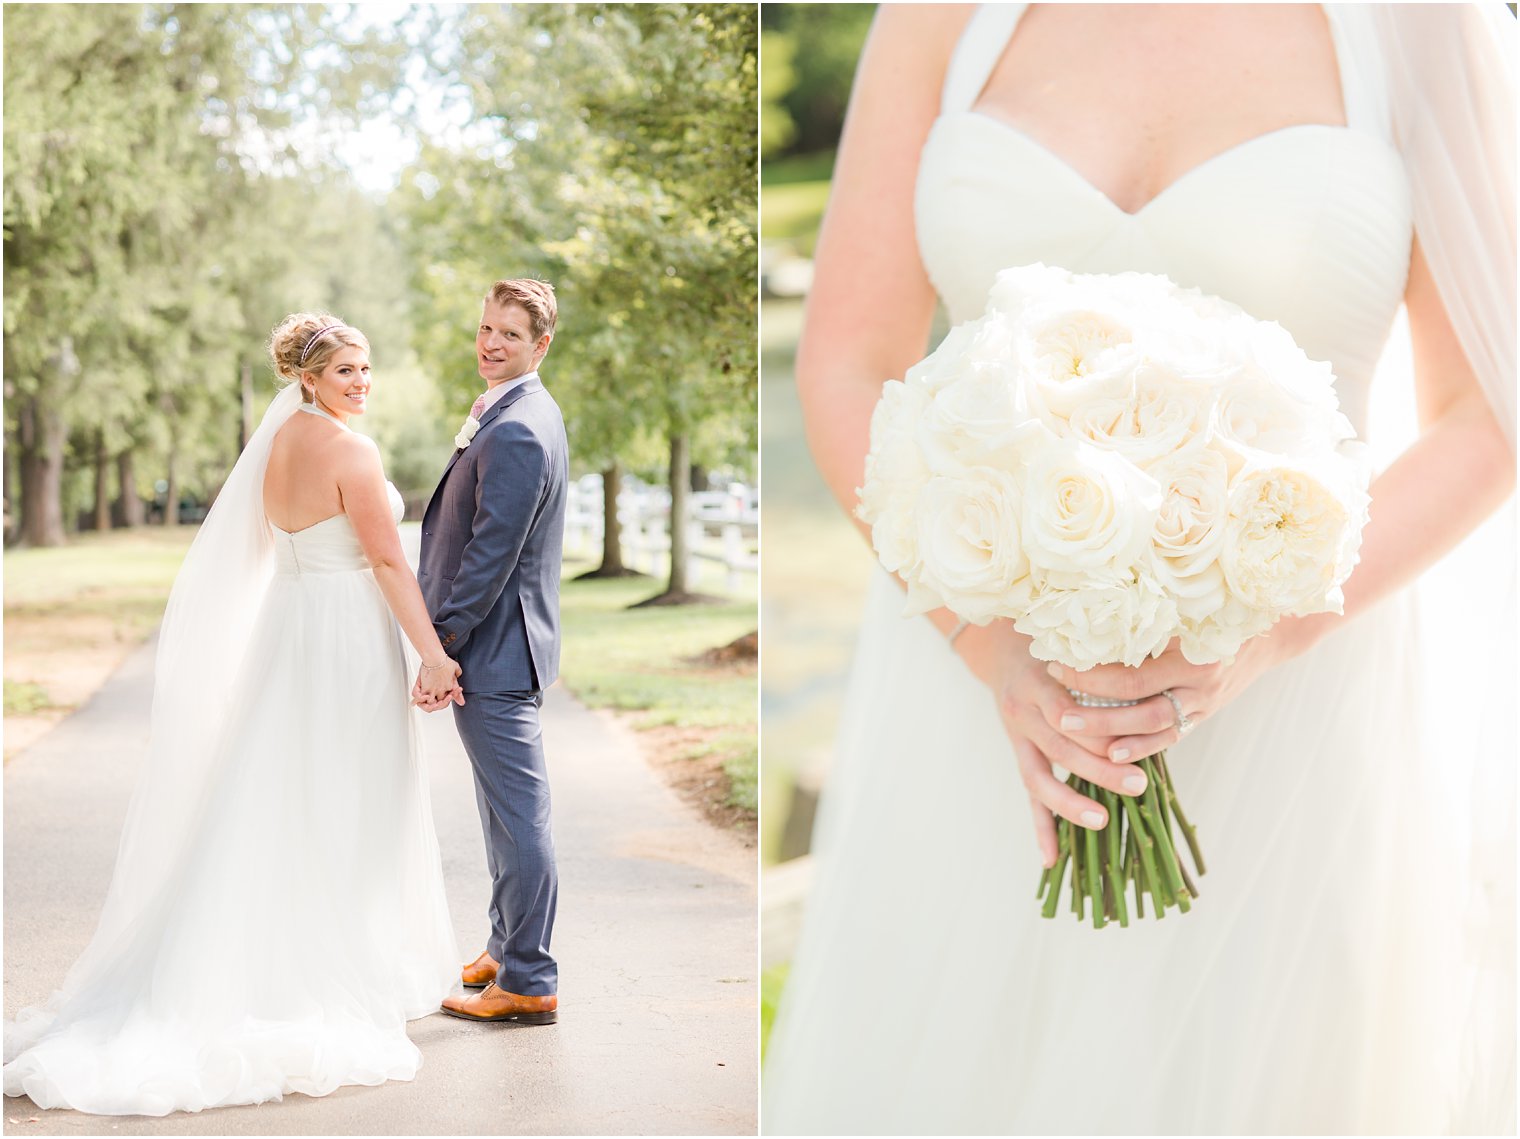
[412,670,466,712]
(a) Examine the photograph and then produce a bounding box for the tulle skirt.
[763,567,1474,1135]
[3,567,459,1116]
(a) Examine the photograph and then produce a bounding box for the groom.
[416,278,568,1025]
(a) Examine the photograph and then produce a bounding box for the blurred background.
[5,3,758,825]
[758,2,876,1043]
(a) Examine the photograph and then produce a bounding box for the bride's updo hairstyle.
[268,313,370,403]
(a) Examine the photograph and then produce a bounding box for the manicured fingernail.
[1079,810,1105,829]
[1060,713,1085,731]
[1111,747,1131,762]
[1123,774,1147,795]
[1046,663,1062,679]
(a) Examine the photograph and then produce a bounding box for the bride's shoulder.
[847,5,976,124]
[868,4,976,69]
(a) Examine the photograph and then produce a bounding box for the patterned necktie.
[470,394,487,420]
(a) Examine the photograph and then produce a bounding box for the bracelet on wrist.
[947,619,969,647]
[421,659,450,672]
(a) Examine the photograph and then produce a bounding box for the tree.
[395,4,758,602]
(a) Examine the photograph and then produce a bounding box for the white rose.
[904,314,1018,396]
[1066,362,1214,469]
[1016,304,1142,426]
[902,467,1032,623]
[918,376,1041,474]
[455,416,481,449]
[986,263,1076,322]
[1219,458,1364,614]
[858,380,932,575]
[1015,567,1178,669]
[1146,445,1232,594]
[1023,441,1162,575]
[1213,324,1352,455]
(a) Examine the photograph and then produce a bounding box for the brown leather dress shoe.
[461,949,500,990]
[441,982,557,1025]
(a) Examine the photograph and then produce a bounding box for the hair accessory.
[298,324,344,366]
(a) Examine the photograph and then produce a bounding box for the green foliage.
[5,4,758,543]
[761,31,799,155]
[758,4,875,161]
[722,735,759,813]
[4,680,53,716]
[395,4,758,476]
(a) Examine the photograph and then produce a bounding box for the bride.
[764,4,1514,1134]
[4,314,463,1115]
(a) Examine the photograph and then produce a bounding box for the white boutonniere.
[455,416,480,449]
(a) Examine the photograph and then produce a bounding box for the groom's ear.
[533,332,553,366]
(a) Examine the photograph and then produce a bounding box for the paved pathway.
[4,635,757,1134]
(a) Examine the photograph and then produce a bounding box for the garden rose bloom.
[1016,305,1140,424]
[1066,363,1215,469]
[1220,460,1360,614]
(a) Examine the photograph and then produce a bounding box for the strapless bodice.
[270,482,403,575]
[914,6,1416,438]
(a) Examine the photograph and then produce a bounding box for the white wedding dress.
[764,6,1512,1135]
[4,399,459,1116]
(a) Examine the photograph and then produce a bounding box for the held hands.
[412,657,465,713]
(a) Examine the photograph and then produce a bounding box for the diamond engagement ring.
[1162,688,1195,737]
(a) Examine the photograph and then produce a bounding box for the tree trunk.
[17,395,67,548]
[4,430,16,547]
[161,445,179,527]
[93,432,112,531]
[599,463,626,573]
[666,432,690,596]
[114,450,145,528]
[631,432,719,607]
[575,462,646,580]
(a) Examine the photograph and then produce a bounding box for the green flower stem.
[1035,746,1205,925]
[1156,751,1207,875]
[1083,811,1103,930]
[1103,789,1128,927]
[1041,841,1070,919]
[1068,816,1084,920]
[1139,760,1189,907]
[1120,793,1164,912]
[1126,824,1146,920]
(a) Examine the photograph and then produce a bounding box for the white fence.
[564,475,758,592]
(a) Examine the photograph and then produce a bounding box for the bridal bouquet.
[858,263,1370,927]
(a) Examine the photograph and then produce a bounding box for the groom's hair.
[487,279,557,341]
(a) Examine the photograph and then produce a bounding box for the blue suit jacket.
[418,377,568,693]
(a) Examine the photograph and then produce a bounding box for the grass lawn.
[555,570,758,817]
[4,527,198,757]
[761,179,831,253]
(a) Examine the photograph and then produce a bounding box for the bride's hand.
[956,620,1153,868]
[1043,626,1309,763]
[413,658,465,711]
